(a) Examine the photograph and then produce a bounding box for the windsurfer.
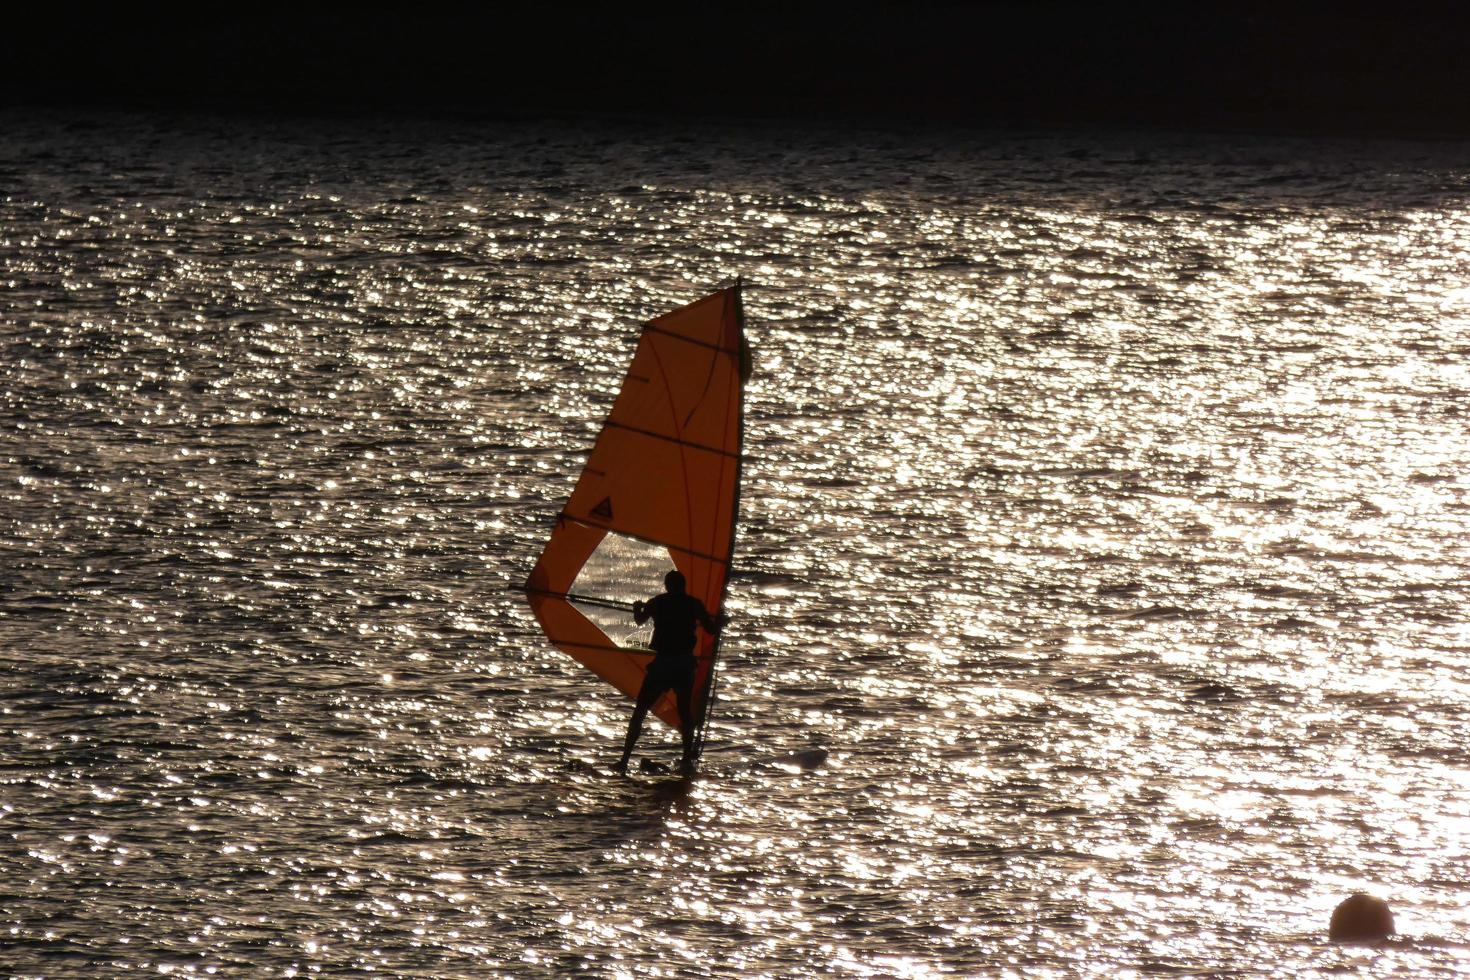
[614,570,722,775]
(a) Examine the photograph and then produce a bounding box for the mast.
[691,278,747,762]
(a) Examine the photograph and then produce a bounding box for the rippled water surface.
[4,111,1470,977]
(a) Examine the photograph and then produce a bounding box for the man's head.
[664,570,686,593]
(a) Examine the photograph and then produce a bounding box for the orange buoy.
[1329,893,1394,942]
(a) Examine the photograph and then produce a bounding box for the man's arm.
[696,600,722,635]
[633,596,654,625]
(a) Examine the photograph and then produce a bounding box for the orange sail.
[525,285,748,749]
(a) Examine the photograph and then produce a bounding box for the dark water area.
[3,110,1470,976]
[10,9,1470,138]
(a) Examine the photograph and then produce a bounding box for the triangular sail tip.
[647,282,745,321]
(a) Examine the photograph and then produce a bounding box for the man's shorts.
[643,654,695,695]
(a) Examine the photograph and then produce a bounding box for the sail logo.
[591,497,614,520]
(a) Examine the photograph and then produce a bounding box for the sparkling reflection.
[2,112,1470,976]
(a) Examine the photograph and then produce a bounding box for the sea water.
[3,110,1470,977]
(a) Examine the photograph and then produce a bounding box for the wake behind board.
[617,746,829,780]
[755,747,829,772]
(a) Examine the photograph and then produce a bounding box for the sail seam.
[556,513,731,565]
[604,420,738,459]
[643,326,701,589]
[545,637,717,659]
[551,640,657,656]
[645,323,741,355]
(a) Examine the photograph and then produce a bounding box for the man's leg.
[616,677,665,772]
[675,678,696,773]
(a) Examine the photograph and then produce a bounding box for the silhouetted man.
[614,570,721,775]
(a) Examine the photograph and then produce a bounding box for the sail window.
[569,531,669,648]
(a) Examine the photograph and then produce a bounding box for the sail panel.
[527,286,745,731]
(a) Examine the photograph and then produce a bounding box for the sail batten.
[552,515,734,565]
[526,285,747,742]
[603,420,741,458]
[643,323,744,354]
